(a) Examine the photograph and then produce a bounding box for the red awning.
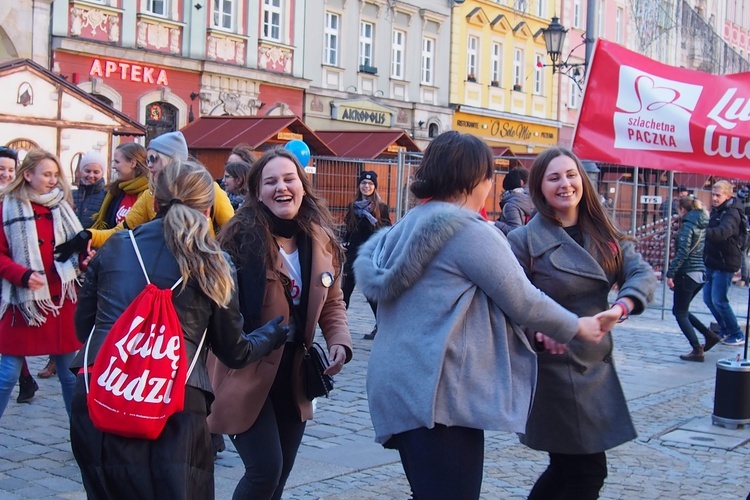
[180,116,335,156]
[315,130,420,159]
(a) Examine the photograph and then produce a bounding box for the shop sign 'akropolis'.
[89,58,169,86]
[574,39,750,180]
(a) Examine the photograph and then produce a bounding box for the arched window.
[6,138,39,163]
[92,93,114,107]
[428,122,439,138]
[145,102,178,145]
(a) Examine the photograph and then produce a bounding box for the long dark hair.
[345,178,385,233]
[528,147,626,281]
[219,148,343,274]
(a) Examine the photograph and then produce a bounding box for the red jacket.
[0,203,82,356]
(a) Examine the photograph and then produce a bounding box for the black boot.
[363,325,378,340]
[680,345,705,362]
[17,375,38,403]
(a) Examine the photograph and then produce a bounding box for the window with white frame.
[213,0,233,30]
[534,54,544,94]
[573,0,581,28]
[147,0,166,16]
[491,42,502,84]
[615,7,623,43]
[569,81,581,109]
[513,48,523,87]
[421,37,435,85]
[359,22,374,68]
[262,0,281,40]
[536,0,546,18]
[324,12,340,66]
[467,36,478,79]
[391,29,406,79]
[597,0,605,37]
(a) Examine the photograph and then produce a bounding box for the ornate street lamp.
[542,16,568,74]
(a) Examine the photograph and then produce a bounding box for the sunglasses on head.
[147,154,159,165]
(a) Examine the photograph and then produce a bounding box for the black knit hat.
[358,170,378,188]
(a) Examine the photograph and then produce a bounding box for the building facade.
[301,0,452,150]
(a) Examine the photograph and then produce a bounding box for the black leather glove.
[241,315,290,363]
[54,230,91,262]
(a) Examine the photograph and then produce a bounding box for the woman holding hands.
[507,147,656,499]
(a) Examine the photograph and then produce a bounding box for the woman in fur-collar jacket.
[0,149,85,419]
[507,147,656,499]
[354,132,605,500]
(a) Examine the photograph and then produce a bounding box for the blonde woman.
[70,160,288,499]
[0,149,85,418]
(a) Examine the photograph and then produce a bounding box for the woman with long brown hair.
[208,147,352,499]
[507,147,656,499]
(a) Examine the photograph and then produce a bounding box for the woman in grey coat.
[507,147,656,500]
[354,132,608,500]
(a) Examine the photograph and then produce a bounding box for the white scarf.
[0,188,83,326]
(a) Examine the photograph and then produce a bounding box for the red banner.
[573,40,750,180]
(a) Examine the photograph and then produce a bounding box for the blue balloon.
[284,139,311,167]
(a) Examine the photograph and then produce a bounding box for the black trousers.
[390,424,484,500]
[70,375,213,500]
[342,252,377,317]
[528,451,608,500]
[229,344,307,500]
[672,273,712,347]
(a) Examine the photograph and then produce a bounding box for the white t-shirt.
[279,247,303,306]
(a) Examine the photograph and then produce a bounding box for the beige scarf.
[0,188,83,326]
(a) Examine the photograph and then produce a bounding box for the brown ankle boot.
[680,345,705,362]
[703,330,721,352]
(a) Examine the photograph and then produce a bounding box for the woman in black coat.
[341,171,391,339]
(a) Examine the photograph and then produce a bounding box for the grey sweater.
[354,201,580,445]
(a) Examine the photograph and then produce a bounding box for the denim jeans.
[703,267,743,339]
[0,352,77,419]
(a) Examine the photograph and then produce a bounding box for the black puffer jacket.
[666,208,708,278]
[71,219,264,395]
[72,179,106,229]
[343,200,391,256]
[704,197,744,273]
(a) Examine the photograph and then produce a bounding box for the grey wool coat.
[507,215,656,454]
[354,201,581,445]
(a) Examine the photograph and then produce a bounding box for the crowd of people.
[0,129,747,498]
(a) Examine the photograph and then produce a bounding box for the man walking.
[703,180,746,346]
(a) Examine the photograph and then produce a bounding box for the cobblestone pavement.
[1,283,750,498]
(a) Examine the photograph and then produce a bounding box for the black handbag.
[303,342,334,400]
[280,273,335,400]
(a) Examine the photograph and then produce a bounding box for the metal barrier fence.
[308,152,748,319]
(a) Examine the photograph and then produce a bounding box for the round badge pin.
[321,271,334,288]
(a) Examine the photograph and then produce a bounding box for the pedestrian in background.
[342,170,391,340]
[703,180,746,346]
[88,142,150,232]
[666,196,721,362]
[222,160,251,210]
[208,148,352,500]
[495,167,533,235]
[56,131,234,259]
[507,146,656,500]
[70,160,289,500]
[72,151,106,229]
[0,149,87,419]
[0,146,38,403]
[660,185,689,219]
[355,132,606,499]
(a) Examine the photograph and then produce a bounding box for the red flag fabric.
[573,39,750,180]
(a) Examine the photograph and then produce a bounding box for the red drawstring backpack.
[83,231,206,440]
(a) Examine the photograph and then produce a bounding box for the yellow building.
[449,0,560,154]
